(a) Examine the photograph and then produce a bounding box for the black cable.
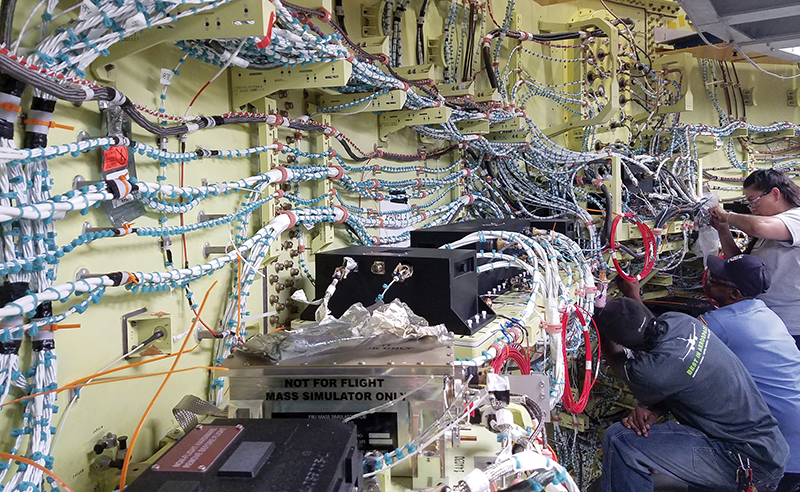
[447,202,465,223]
[462,2,477,82]
[392,1,409,67]
[598,183,612,245]
[482,44,499,89]
[0,0,15,46]
[496,314,529,342]
[334,0,347,35]
[416,0,430,65]
[482,28,583,88]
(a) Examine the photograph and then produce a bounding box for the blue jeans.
[602,421,784,492]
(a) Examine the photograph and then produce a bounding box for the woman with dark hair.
[710,169,800,350]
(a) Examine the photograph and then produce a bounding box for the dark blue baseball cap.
[706,254,771,297]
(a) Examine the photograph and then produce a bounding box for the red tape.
[254,12,275,49]
[333,205,349,223]
[273,166,289,183]
[328,165,344,180]
[543,321,561,334]
[276,210,297,228]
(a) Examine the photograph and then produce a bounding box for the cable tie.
[0,101,20,112]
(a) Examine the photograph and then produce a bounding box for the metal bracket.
[378,107,452,141]
[474,90,500,103]
[652,52,694,114]
[788,90,799,107]
[540,17,620,137]
[455,119,490,135]
[610,155,623,215]
[749,128,796,139]
[230,61,352,108]
[197,211,225,223]
[121,307,148,357]
[91,0,276,82]
[349,36,390,56]
[486,131,531,144]
[439,81,474,98]
[252,97,281,264]
[381,64,444,83]
[317,89,407,113]
[310,113,334,254]
[203,243,234,258]
[489,117,524,132]
[426,36,445,66]
[360,4,380,37]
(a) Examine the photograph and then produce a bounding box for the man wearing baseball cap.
[701,254,800,492]
[598,283,788,490]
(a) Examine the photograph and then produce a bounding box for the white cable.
[51,343,150,455]
[731,42,800,80]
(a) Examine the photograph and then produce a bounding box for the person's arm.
[710,205,792,242]
[615,277,642,303]
[709,212,743,259]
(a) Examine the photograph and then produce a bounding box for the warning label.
[102,146,129,172]
[155,425,241,473]
[266,378,401,402]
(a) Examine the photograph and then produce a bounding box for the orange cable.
[0,349,205,412]
[119,281,217,490]
[66,366,224,390]
[70,344,199,385]
[0,452,74,492]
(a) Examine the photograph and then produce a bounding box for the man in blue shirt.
[700,254,800,492]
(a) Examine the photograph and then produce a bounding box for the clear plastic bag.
[241,299,453,363]
[693,192,721,267]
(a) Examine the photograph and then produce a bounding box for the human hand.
[621,405,660,437]
[708,205,730,232]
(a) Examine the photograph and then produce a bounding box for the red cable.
[561,308,596,414]
[578,304,602,369]
[507,348,530,375]
[178,143,216,336]
[187,81,211,112]
[610,213,657,282]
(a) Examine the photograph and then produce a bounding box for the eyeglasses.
[747,190,770,209]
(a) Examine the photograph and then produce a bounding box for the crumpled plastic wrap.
[241,299,452,363]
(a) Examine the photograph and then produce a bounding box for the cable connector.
[104,171,133,199]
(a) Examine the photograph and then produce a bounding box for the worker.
[616,254,800,491]
[698,254,800,492]
[595,297,788,492]
[709,169,800,349]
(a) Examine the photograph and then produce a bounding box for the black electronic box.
[305,246,495,335]
[124,418,361,492]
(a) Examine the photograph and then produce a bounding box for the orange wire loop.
[118,281,218,490]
